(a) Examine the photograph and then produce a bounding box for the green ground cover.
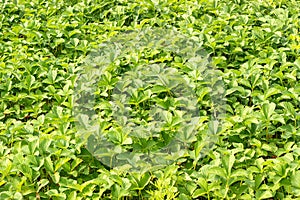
[0,0,299,199]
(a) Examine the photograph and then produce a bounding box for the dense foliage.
[0,0,299,199]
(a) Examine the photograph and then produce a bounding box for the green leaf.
[44,156,54,173]
[291,171,300,189]
[255,174,265,189]
[280,102,296,119]
[54,157,71,172]
[196,177,208,192]
[19,163,33,181]
[37,179,49,192]
[264,87,280,100]
[261,102,276,120]
[25,75,35,91]
[151,85,168,93]
[221,154,235,176]
[50,172,60,184]
[256,190,274,200]
[209,166,226,178]
[192,188,206,198]
[129,172,151,190]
